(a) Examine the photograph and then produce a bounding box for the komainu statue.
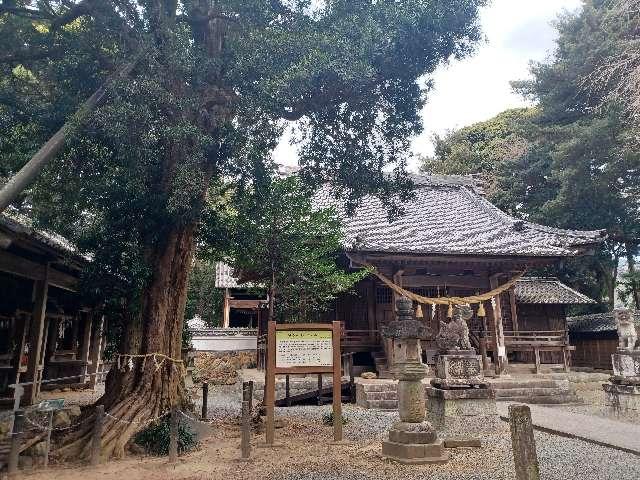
[616,308,638,351]
[435,304,473,352]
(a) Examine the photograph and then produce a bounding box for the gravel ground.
[192,383,640,480]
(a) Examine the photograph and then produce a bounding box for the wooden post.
[285,374,291,407]
[247,380,254,412]
[8,409,24,477]
[222,288,231,328]
[91,405,104,466]
[43,410,54,468]
[169,407,178,463]
[24,266,50,405]
[332,321,343,442]
[509,287,519,333]
[508,404,540,480]
[201,382,209,420]
[367,277,377,341]
[80,313,93,383]
[533,347,541,375]
[265,321,276,446]
[241,382,251,460]
[88,315,105,389]
[317,374,323,406]
[489,275,507,376]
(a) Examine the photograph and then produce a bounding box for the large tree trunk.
[57,221,197,460]
[626,244,640,310]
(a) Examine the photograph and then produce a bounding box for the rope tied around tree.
[115,353,185,374]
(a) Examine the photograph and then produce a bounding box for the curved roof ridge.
[456,185,605,245]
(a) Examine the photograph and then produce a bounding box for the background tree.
[184,258,223,327]
[0,0,488,456]
[222,174,367,323]
[420,1,640,311]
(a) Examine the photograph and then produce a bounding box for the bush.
[322,411,348,426]
[134,416,198,456]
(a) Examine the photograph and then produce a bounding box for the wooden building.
[568,311,640,370]
[215,262,267,329]
[0,213,106,406]
[317,174,603,375]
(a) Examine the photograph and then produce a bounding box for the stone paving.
[497,402,640,455]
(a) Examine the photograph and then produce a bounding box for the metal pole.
[201,382,209,420]
[8,409,24,477]
[90,405,104,466]
[169,407,178,463]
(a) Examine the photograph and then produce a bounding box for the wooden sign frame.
[265,321,342,445]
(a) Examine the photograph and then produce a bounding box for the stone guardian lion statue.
[616,308,638,351]
[435,304,473,352]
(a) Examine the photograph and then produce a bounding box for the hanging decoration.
[362,264,525,316]
[415,304,423,318]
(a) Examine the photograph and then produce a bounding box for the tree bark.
[56,221,197,460]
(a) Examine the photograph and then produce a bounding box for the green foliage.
[134,417,198,457]
[0,1,488,355]
[220,174,368,322]
[184,259,223,327]
[419,1,640,310]
[322,411,348,426]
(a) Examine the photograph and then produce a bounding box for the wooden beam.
[509,287,519,333]
[367,277,376,340]
[490,274,507,376]
[222,288,230,328]
[228,299,267,309]
[24,265,50,405]
[88,314,104,388]
[400,274,489,289]
[0,250,78,291]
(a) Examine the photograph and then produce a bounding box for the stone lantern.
[380,297,449,464]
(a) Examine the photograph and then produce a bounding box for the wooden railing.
[473,330,569,346]
[473,329,573,373]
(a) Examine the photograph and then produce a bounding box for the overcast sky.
[274,0,584,171]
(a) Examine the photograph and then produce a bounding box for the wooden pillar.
[80,313,93,382]
[509,287,519,333]
[490,274,507,376]
[12,314,28,385]
[88,315,105,388]
[222,288,230,328]
[24,264,50,405]
[367,277,376,341]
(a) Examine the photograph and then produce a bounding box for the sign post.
[264,321,343,446]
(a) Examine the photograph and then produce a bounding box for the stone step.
[366,391,399,401]
[494,387,570,398]
[496,394,581,404]
[366,399,398,410]
[490,380,559,390]
[360,382,397,392]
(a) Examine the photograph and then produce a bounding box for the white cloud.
[274,0,583,170]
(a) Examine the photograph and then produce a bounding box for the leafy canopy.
[222,174,367,322]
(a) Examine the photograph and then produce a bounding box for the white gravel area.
[194,383,640,480]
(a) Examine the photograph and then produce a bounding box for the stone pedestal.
[603,350,640,417]
[428,352,497,446]
[380,298,449,465]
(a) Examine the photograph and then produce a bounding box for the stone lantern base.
[381,421,449,464]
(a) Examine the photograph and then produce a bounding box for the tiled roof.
[515,277,595,304]
[315,174,605,257]
[215,262,256,289]
[0,211,87,262]
[567,311,640,334]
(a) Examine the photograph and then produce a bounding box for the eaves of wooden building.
[0,213,106,407]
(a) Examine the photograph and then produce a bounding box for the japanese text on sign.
[275,330,333,368]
